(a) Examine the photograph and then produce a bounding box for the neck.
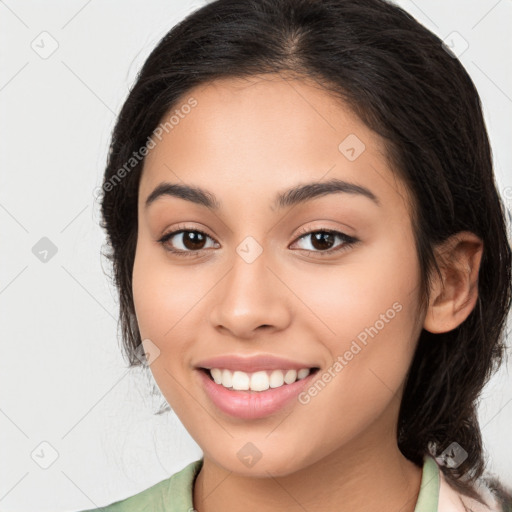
[193,429,423,512]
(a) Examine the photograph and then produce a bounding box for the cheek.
[292,273,420,460]
[293,234,422,395]
[132,242,207,342]
[131,244,197,408]
[294,239,420,344]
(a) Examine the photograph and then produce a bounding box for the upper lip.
[195,354,319,373]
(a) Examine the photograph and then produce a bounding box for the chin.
[202,440,319,478]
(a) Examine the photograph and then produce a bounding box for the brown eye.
[291,229,358,256]
[177,231,208,251]
[308,231,336,251]
[158,228,219,256]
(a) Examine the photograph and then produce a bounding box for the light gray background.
[0,1,511,511]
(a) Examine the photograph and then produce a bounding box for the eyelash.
[157,224,359,258]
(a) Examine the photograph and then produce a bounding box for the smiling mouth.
[199,367,320,392]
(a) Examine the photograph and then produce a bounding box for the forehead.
[139,74,412,215]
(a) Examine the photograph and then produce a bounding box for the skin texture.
[132,74,483,512]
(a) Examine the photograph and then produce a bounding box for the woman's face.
[133,74,425,476]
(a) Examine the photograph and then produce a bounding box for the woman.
[80,0,512,510]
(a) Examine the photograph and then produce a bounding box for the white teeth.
[210,368,222,384]
[208,368,313,391]
[232,371,250,390]
[269,370,284,388]
[284,369,297,384]
[250,371,270,391]
[297,368,310,380]
[221,369,232,388]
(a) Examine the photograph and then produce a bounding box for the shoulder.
[75,459,203,512]
[438,465,512,512]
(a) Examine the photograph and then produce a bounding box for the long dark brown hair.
[97,0,512,502]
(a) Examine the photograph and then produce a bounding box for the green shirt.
[78,454,439,511]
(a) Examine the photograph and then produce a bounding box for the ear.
[423,231,483,334]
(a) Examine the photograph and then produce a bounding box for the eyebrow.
[144,178,380,211]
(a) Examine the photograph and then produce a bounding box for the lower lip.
[196,369,317,420]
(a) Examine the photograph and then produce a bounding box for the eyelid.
[158,222,217,240]
[157,224,218,246]
[293,220,357,237]
[290,226,358,255]
[157,223,359,258]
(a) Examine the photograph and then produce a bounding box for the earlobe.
[423,231,483,334]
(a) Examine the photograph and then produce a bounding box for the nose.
[208,247,293,340]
